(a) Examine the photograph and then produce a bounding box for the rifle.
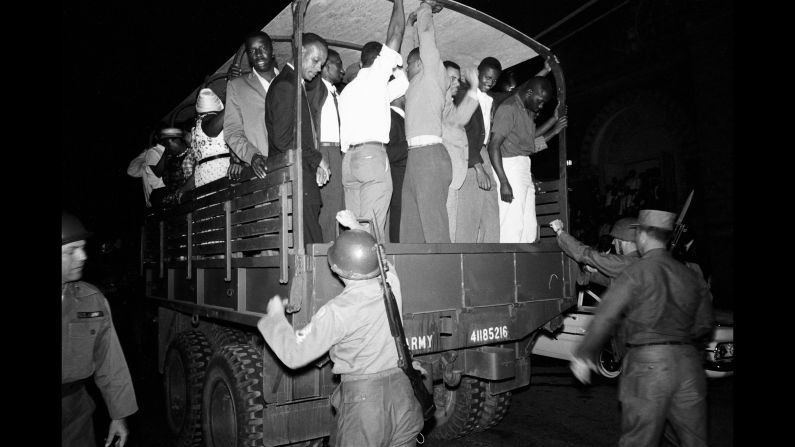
[370,217,436,421]
[669,189,694,253]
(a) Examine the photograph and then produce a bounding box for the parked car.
[532,290,734,379]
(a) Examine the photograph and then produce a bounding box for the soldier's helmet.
[62,212,92,245]
[327,229,381,280]
[609,217,637,242]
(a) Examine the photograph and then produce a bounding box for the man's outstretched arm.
[385,0,405,52]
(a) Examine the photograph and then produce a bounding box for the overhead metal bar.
[534,0,601,40]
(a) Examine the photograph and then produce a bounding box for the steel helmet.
[609,217,637,242]
[62,212,92,245]
[327,230,381,280]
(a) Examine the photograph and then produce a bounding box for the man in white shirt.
[318,49,346,241]
[126,141,165,208]
[338,0,406,238]
[225,31,279,180]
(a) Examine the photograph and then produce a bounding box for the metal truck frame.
[141,1,577,445]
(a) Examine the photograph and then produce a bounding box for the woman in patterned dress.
[188,88,231,187]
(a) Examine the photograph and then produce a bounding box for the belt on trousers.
[319,142,340,147]
[625,341,689,348]
[198,153,230,166]
[348,141,385,150]
[62,379,87,398]
[341,367,403,382]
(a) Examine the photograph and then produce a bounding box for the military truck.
[141,1,576,445]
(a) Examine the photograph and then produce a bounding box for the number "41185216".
[470,326,509,343]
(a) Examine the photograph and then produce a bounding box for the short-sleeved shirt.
[491,94,538,158]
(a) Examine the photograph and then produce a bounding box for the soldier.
[257,211,423,446]
[570,209,714,447]
[550,216,640,287]
[62,212,138,447]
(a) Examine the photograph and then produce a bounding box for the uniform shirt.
[320,78,340,144]
[404,3,449,141]
[491,94,540,158]
[338,45,402,152]
[556,231,640,281]
[258,266,402,376]
[575,248,715,362]
[62,281,138,420]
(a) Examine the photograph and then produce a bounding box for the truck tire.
[163,330,213,447]
[473,389,511,432]
[426,377,485,440]
[202,343,265,447]
[208,325,249,349]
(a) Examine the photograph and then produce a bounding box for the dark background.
[60,0,734,305]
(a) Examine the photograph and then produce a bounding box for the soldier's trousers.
[331,367,423,447]
[618,344,708,447]
[62,386,96,447]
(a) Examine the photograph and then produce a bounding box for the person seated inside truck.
[182,88,231,189]
[488,77,567,243]
[257,210,424,447]
[265,32,331,244]
[151,126,193,205]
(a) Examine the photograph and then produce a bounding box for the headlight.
[714,342,734,360]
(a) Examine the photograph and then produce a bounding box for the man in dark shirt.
[386,71,409,242]
[571,209,714,447]
[265,32,330,244]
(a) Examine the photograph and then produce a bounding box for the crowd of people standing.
[127,0,567,245]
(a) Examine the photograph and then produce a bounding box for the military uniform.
[258,264,423,447]
[575,248,714,447]
[556,230,640,286]
[62,281,138,447]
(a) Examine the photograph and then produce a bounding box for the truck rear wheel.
[163,330,212,447]
[426,377,485,440]
[201,343,265,447]
[474,388,511,432]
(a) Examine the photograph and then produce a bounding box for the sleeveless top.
[191,114,230,187]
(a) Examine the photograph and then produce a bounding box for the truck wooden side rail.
[142,169,575,445]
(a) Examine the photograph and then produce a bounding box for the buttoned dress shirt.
[320,79,340,144]
[477,89,493,146]
[338,45,402,152]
